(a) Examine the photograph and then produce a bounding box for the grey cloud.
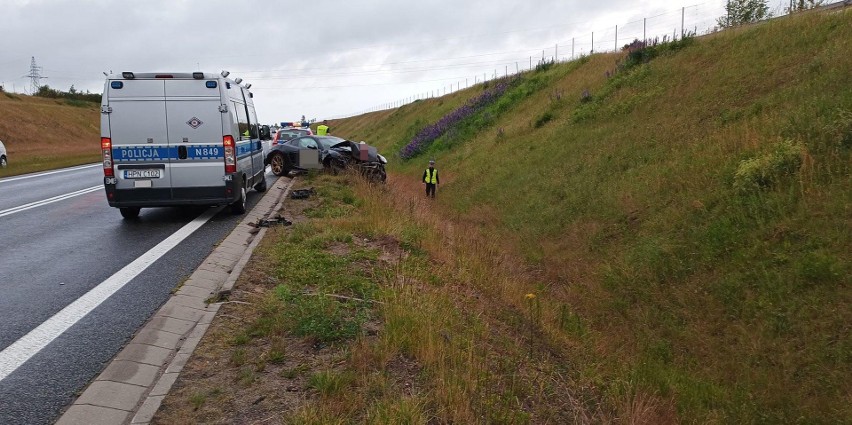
[1,0,719,123]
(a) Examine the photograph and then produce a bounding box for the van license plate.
[124,169,161,179]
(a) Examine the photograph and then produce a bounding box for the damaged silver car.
[266,135,387,182]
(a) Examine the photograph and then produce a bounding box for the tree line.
[718,0,827,28]
[33,85,101,103]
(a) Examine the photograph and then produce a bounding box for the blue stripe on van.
[235,141,252,157]
[186,145,224,160]
[113,145,227,162]
[113,146,171,162]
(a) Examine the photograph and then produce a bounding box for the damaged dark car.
[265,135,387,182]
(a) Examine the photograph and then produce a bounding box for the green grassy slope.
[0,93,100,177]
[331,10,851,423]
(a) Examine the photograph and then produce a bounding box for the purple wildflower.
[399,77,517,159]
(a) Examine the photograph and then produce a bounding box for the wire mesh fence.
[340,0,848,118]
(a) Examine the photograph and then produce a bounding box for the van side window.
[232,101,250,140]
[247,105,259,140]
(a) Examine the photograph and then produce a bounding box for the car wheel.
[231,181,247,214]
[254,175,267,192]
[0,156,6,168]
[120,207,140,219]
[270,153,289,176]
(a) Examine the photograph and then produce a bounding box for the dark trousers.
[425,183,436,198]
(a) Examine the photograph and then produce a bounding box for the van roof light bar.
[122,72,135,79]
[192,72,204,79]
[234,77,243,84]
[221,70,230,78]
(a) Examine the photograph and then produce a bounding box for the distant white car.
[0,139,7,168]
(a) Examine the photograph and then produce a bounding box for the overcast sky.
[0,0,775,124]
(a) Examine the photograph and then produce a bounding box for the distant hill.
[330,9,850,423]
[0,92,99,177]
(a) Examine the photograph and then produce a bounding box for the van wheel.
[270,153,289,176]
[254,175,267,192]
[120,207,141,219]
[231,183,247,214]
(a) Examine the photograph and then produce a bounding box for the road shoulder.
[56,176,294,425]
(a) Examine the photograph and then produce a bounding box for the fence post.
[615,25,618,51]
[572,37,575,60]
[529,56,532,69]
[643,18,646,43]
[681,7,685,38]
[591,31,594,54]
[555,44,558,62]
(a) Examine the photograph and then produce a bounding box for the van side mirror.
[259,125,271,140]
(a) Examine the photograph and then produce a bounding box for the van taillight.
[223,135,236,173]
[102,137,114,177]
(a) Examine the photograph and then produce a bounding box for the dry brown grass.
[0,93,99,176]
[155,173,622,423]
[155,182,328,423]
[351,177,620,423]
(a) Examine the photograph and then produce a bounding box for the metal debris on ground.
[248,214,293,228]
[290,187,315,199]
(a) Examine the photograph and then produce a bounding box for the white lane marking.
[0,207,219,382]
[0,164,100,183]
[0,186,102,218]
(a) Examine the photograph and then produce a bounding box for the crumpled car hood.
[328,141,381,163]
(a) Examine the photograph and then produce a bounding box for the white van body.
[100,72,270,218]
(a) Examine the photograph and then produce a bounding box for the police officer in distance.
[422,159,439,199]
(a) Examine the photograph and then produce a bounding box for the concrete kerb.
[56,176,295,425]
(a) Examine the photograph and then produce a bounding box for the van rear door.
[164,79,225,201]
[107,80,171,199]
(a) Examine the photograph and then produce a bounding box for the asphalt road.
[0,163,280,424]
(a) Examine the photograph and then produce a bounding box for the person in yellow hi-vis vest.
[422,159,439,199]
[317,120,330,136]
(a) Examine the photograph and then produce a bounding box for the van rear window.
[232,102,250,141]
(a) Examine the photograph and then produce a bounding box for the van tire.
[254,175,267,192]
[231,184,247,215]
[120,207,141,219]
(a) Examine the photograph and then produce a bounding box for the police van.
[100,71,271,219]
